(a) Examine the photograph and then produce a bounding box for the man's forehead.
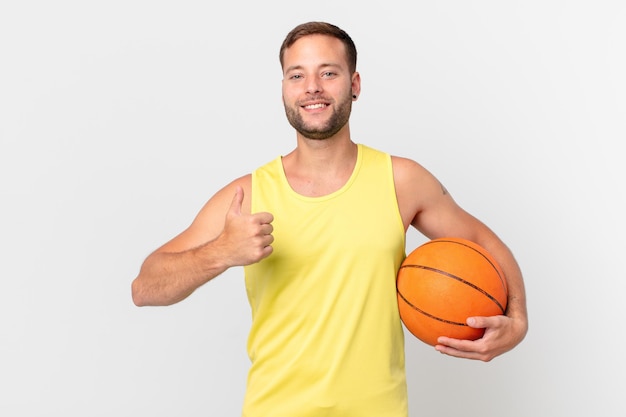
[282,35,347,68]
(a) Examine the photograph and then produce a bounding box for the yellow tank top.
[243,144,408,417]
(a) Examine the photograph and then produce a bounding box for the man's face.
[281,35,359,140]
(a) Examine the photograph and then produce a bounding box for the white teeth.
[304,103,326,109]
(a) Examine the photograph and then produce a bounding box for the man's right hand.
[220,186,274,267]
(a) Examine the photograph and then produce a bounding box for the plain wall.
[1,1,624,416]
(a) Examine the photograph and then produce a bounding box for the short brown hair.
[279,21,357,74]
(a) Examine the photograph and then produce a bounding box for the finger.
[255,211,274,225]
[229,186,244,216]
[434,343,484,361]
[259,223,273,235]
[467,315,500,329]
[260,244,274,258]
[436,336,474,350]
[466,317,482,329]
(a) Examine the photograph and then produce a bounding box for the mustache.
[296,96,333,106]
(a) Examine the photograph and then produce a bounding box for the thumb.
[466,316,486,329]
[228,186,244,216]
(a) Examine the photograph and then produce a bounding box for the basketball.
[396,237,508,346]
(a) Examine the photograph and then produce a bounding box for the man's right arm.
[131,177,274,306]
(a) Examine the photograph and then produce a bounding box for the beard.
[283,92,352,140]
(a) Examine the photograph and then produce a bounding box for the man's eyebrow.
[284,64,303,73]
[284,63,342,73]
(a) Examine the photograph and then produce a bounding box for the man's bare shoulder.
[390,155,433,184]
[390,155,454,230]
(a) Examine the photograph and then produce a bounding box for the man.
[132,21,528,417]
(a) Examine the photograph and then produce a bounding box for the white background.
[1,1,624,416]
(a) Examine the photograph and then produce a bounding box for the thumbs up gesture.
[220,186,274,267]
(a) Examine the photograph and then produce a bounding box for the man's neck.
[281,133,358,197]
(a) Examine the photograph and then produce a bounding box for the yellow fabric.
[243,144,408,417]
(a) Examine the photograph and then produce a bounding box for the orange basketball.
[396,237,508,346]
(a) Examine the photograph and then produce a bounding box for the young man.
[132,21,528,417]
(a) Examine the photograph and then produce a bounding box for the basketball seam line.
[420,239,508,296]
[398,264,506,314]
[397,289,468,326]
